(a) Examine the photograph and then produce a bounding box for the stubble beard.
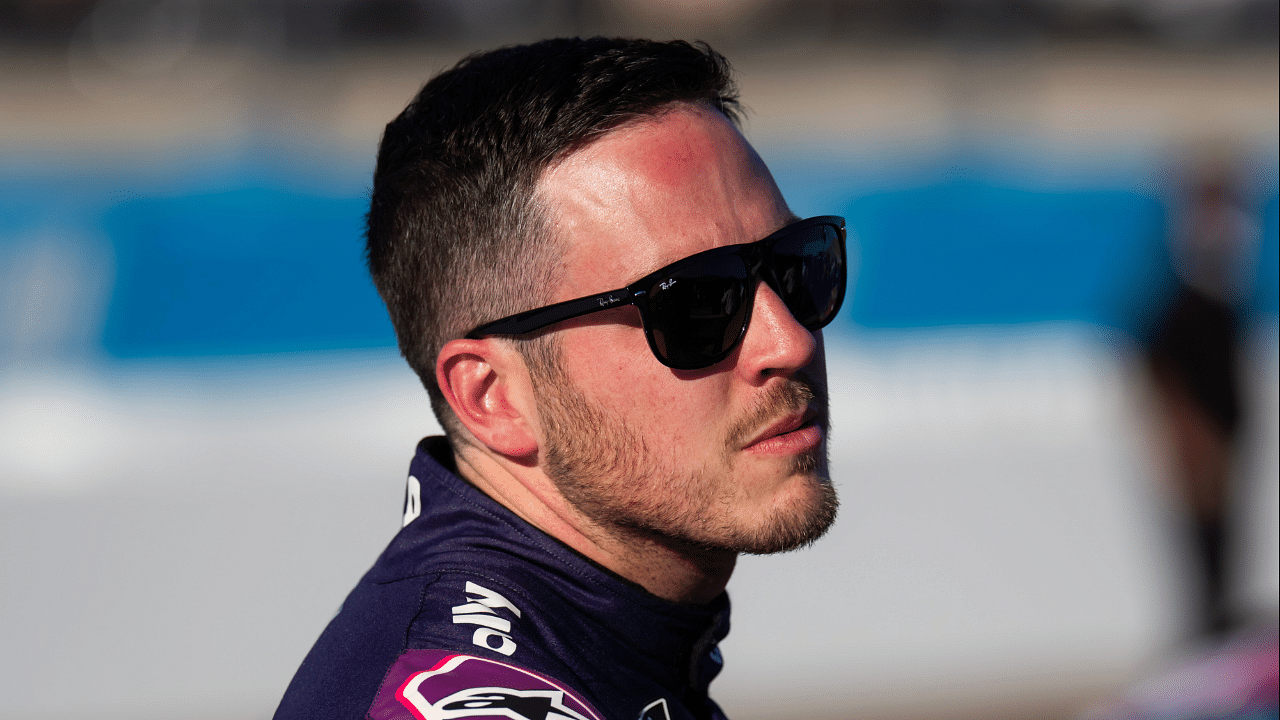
[531,360,839,556]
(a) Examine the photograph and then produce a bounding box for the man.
[276,37,846,720]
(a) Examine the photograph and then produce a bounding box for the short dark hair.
[366,37,740,438]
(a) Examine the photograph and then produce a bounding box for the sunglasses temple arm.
[466,288,638,339]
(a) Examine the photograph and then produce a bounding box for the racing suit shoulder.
[276,437,731,720]
[274,569,437,720]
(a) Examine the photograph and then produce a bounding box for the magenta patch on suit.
[368,649,604,720]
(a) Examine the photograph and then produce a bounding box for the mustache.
[725,372,829,450]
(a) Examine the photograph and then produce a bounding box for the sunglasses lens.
[770,222,844,329]
[646,255,750,368]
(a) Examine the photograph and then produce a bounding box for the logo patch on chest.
[367,650,604,720]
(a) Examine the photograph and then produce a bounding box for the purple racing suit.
[275,436,731,720]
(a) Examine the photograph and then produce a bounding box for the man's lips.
[742,407,823,454]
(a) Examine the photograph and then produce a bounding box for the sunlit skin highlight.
[437,103,836,604]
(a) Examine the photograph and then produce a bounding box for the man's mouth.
[741,407,823,455]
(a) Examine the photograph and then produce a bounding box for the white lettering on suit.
[451,581,522,657]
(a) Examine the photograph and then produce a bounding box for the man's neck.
[452,444,735,604]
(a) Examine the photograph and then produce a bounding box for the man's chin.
[734,477,839,555]
[645,475,839,557]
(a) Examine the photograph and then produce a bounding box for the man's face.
[529,103,837,554]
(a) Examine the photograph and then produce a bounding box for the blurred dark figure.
[1145,153,1259,640]
[1083,151,1277,720]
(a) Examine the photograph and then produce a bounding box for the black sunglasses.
[466,215,848,370]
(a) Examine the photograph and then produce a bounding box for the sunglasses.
[466,215,848,370]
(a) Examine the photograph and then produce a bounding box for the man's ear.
[436,338,540,459]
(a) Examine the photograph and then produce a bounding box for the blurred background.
[0,1,1276,719]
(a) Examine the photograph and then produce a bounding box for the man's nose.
[734,281,818,382]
